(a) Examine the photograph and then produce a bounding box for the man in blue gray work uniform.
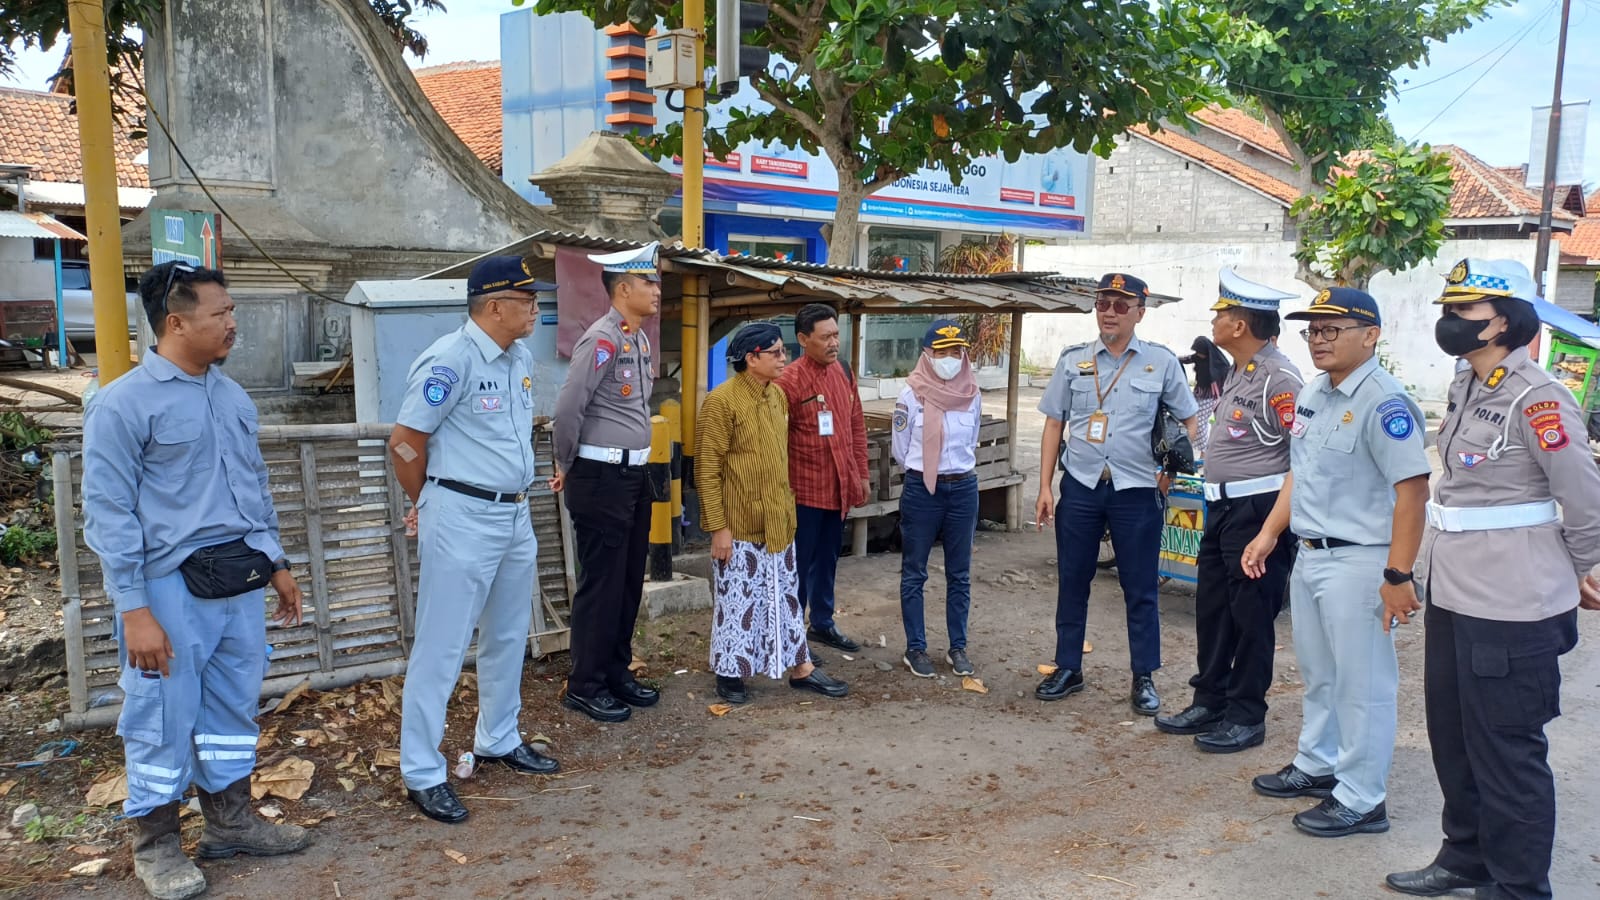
[1242,287,1430,838]
[389,256,561,825]
[1034,272,1198,715]
[84,261,310,900]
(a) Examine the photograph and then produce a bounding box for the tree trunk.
[827,173,869,267]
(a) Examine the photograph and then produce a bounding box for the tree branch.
[752,79,827,145]
[1260,104,1320,195]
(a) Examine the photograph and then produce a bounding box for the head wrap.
[727,322,784,362]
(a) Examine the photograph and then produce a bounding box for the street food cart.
[1535,298,1600,442]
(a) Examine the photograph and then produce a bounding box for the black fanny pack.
[178,539,274,599]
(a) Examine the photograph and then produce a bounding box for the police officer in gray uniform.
[1242,287,1430,838]
[1386,260,1600,899]
[1035,273,1198,714]
[552,242,662,724]
[1157,269,1302,753]
[390,256,560,825]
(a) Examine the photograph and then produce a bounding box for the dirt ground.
[4,387,1600,898]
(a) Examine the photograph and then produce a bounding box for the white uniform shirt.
[891,388,982,474]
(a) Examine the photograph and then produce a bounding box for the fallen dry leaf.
[707,703,735,717]
[291,728,330,748]
[337,777,356,792]
[69,859,110,877]
[1083,639,1093,654]
[373,748,401,769]
[527,733,553,747]
[251,757,314,801]
[0,779,17,798]
[68,844,101,857]
[961,676,988,694]
[271,678,314,715]
[298,809,337,826]
[85,770,128,808]
[378,678,403,712]
[1036,664,1058,676]
[443,849,468,865]
[628,656,647,674]
[256,727,279,751]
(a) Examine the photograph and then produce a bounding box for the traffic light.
[714,1,769,97]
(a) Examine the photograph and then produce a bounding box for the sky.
[3,0,1597,188]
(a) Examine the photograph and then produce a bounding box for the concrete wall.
[1089,136,1289,240]
[0,240,52,300]
[1553,266,1596,315]
[1022,238,1551,403]
[1183,124,1301,187]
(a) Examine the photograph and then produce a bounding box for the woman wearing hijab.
[892,321,984,678]
[1180,335,1229,455]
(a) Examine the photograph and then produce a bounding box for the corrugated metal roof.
[0,210,88,241]
[0,181,156,211]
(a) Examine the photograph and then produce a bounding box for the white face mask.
[931,356,963,381]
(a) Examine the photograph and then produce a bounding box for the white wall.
[1022,238,1550,402]
[0,240,53,300]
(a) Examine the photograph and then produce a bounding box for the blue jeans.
[1053,474,1163,674]
[899,473,978,652]
[795,504,847,630]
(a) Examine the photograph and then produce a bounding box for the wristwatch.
[1382,567,1413,585]
[270,558,291,574]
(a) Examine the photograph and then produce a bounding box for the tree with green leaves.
[533,0,1228,266]
[1216,0,1509,289]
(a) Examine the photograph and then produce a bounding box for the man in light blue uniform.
[389,257,560,825]
[84,262,309,900]
[1034,273,1198,714]
[1242,287,1430,838]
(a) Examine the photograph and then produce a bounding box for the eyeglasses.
[158,262,197,318]
[755,346,788,359]
[1299,323,1368,342]
[1094,298,1141,315]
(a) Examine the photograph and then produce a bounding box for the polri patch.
[595,339,615,370]
[1377,399,1414,440]
[1530,412,1568,451]
[1458,452,1487,468]
[1270,391,1295,428]
[423,377,450,406]
[431,365,459,384]
[1227,425,1248,439]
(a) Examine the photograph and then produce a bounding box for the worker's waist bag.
[179,539,274,599]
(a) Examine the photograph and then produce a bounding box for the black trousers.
[563,458,652,700]
[1190,491,1294,726]
[1425,599,1576,900]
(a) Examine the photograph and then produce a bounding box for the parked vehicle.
[57,261,140,342]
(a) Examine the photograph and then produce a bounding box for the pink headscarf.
[905,350,979,493]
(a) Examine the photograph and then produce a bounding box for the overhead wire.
[1407,4,1556,139]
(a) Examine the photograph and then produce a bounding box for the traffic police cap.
[1436,258,1539,305]
[467,256,556,297]
[588,241,662,283]
[1285,287,1382,326]
[1097,272,1148,301]
[923,319,971,350]
[1212,267,1297,312]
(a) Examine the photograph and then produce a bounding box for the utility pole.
[1532,0,1572,298]
[66,0,133,382]
[679,0,710,524]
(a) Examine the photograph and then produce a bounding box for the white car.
[58,262,141,342]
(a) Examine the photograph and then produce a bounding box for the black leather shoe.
[789,668,848,698]
[478,742,560,775]
[807,625,860,652]
[1155,704,1223,735]
[1252,763,1338,799]
[1131,674,1160,716]
[1035,668,1084,700]
[1384,863,1492,896]
[407,782,468,824]
[1195,721,1266,754]
[1293,798,1388,837]
[562,691,632,723]
[716,675,748,704]
[809,648,824,667]
[610,679,660,708]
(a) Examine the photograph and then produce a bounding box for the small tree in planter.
[938,234,1016,368]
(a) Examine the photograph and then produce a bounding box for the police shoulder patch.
[423,377,451,407]
[1270,391,1296,428]
[594,339,615,370]
[1377,398,1413,440]
[1528,411,1569,452]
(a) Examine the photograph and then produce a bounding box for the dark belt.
[428,477,527,504]
[906,469,976,483]
[1301,537,1360,550]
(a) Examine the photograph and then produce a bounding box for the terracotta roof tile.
[1129,124,1301,205]
[1588,188,1599,215]
[1562,218,1600,263]
[413,61,502,174]
[0,86,147,187]
[1192,107,1291,159]
[1440,145,1579,222]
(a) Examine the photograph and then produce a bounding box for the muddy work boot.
[196,777,311,859]
[132,801,207,900]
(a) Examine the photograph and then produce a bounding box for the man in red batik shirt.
[776,303,870,658]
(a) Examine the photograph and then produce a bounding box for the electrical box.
[646,30,699,90]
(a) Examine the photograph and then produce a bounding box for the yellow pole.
[67,0,132,383]
[647,414,673,579]
[680,0,707,457]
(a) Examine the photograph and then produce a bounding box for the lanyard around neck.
[1094,352,1136,409]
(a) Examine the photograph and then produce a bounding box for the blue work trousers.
[899,474,978,652]
[794,504,847,631]
[1052,474,1163,674]
[115,572,267,818]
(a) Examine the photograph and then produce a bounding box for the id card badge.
[818,410,835,436]
[1085,411,1109,444]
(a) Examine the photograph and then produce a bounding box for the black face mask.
[1434,314,1496,357]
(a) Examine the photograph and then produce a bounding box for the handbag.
[1151,401,1196,476]
[178,539,275,599]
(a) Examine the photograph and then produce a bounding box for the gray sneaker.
[946,648,974,676]
[903,649,936,678]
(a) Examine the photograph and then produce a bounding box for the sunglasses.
[755,345,788,358]
[1094,298,1141,315]
[158,262,198,318]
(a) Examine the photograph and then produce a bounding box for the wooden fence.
[54,423,574,730]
